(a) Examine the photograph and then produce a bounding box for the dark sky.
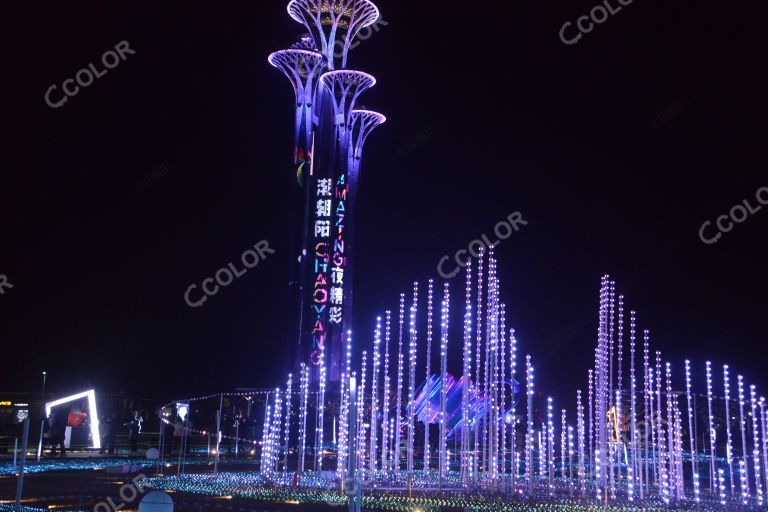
[2,0,766,407]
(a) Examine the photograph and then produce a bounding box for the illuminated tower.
[270,0,385,381]
[268,46,327,358]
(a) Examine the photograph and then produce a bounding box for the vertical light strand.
[643,329,651,494]
[475,249,484,482]
[750,385,764,506]
[606,286,616,499]
[662,362,672,503]
[525,355,534,496]
[461,260,473,483]
[381,312,392,472]
[648,367,657,488]
[338,355,347,479]
[338,331,353,478]
[482,250,495,481]
[740,458,749,505]
[389,417,395,473]
[596,276,609,500]
[738,375,750,500]
[262,395,272,478]
[651,344,664,488]
[617,295,625,397]
[601,278,611,500]
[675,395,686,501]
[614,388,621,500]
[719,469,727,505]
[568,424,575,496]
[395,294,405,477]
[561,409,568,482]
[616,295,625,501]
[299,363,309,475]
[577,389,586,497]
[724,365,735,496]
[510,329,518,494]
[685,360,700,503]
[588,368,594,483]
[283,372,293,476]
[500,304,507,484]
[407,282,419,477]
[539,422,547,484]
[655,352,665,500]
[357,351,368,474]
[706,362,716,495]
[629,310,640,500]
[423,279,434,475]
[369,316,382,480]
[271,388,283,475]
[760,397,768,499]
[547,398,555,495]
[315,345,326,472]
[487,253,499,482]
[439,282,450,481]
[261,392,273,476]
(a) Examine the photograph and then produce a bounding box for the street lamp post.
[36,371,47,462]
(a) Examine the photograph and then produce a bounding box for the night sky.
[2,0,766,406]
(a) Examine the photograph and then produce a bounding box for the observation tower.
[269,0,386,382]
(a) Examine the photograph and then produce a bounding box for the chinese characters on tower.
[310,173,349,367]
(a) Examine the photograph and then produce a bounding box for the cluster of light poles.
[253,264,768,511]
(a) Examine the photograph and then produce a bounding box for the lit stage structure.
[145,2,768,510]
[270,0,385,383]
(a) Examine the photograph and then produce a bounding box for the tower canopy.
[350,109,386,160]
[321,70,377,128]
[287,0,380,70]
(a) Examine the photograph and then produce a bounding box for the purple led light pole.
[395,293,405,477]
[750,385,764,505]
[724,365,735,496]
[525,355,534,496]
[474,249,485,483]
[338,331,353,478]
[643,330,651,494]
[588,368,594,482]
[760,397,768,499]
[407,282,419,477]
[510,328,518,494]
[685,361,700,503]
[381,311,392,471]
[315,345,327,471]
[461,261,473,483]
[630,311,641,500]
[577,389,586,497]
[423,279,434,475]
[369,317,382,479]
[738,375,750,499]
[500,303,507,484]
[706,362,716,495]
[357,351,368,473]
[561,409,568,482]
[284,373,294,475]
[439,282,450,483]
[299,363,309,474]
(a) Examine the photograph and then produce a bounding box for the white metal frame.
[45,390,101,449]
